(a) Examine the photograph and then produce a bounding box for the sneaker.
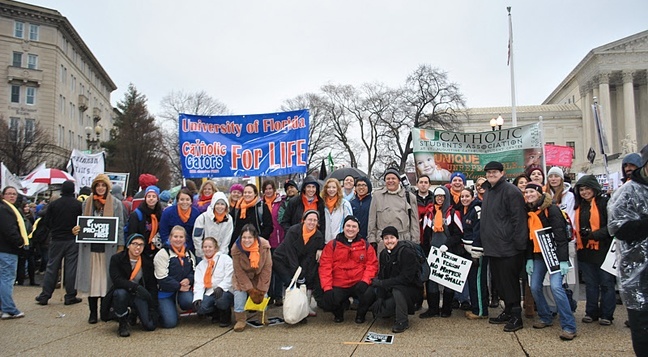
[1,312,25,319]
[503,316,523,332]
[489,312,511,325]
[35,296,48,305]
[465,311,487,320]
[532,320,553,329]
[64,297,82,305]
[582,315,598,323]
[559,330,577,341]
[392,321,409,333]
[419,309,439,319]
[599,318,612,326]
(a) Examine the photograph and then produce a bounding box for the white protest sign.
[364,332,394,344]
[1,162,22,191]
[601,238,619,277]
[427,247,472,293]
[67,149,105,193]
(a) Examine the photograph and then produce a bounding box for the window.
[12,52,22,67]
[26,87,36,105]
[566,141,576,159]
[9,118,20,142]
[27,54,37,69]
[25,119,35,144]
[14,21,24,38]
[69,130,73,149]
[79,108,84,125]
[11,85,20,103]
[29,24,39,41]
[546,142,555,145]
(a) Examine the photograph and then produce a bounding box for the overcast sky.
[29,0,648,121]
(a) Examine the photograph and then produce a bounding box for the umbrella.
[325,167,367,181]
[23,168,75,185]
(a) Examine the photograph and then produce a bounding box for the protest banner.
[1,162,22,191]
[412,123,541,180]
[544,144,574,167]
[427,247,472,292]
[75,216,118,244]
[67,149,105,193]
[105,172,129,195]
[601,238,619,277]
[534,227,561,275]
[179,110,309,178]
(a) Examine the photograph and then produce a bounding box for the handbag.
[282,266,310,324]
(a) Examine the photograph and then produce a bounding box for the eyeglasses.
[130,242,144,247]
[356,183,367,187]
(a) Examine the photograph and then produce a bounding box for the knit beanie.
[126,233,145,247]
[145,185,160,198]
[381,226,399,239]
[525,183,543,194]
[61,180,75,197]
[302,209,320,221]
[354,176,373,193]
[229,184,244,193]
[525,165,545,182]
[91,174,112,193]
[547,167,564,180]
[383,168,400,180]
[450,172,466,184]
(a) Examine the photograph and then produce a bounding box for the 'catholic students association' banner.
[179,110,309,178]
[412,123,541,180]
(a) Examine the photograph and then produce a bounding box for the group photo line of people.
[1,145,647,356]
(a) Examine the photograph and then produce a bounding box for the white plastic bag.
[282,266,309,324]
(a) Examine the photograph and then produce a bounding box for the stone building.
[0,0,116,173]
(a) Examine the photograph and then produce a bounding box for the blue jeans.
[197,291,233,315]
[0,252,20,315]
[112,289,157,331]
[580,261,616,320]
[530,259,576,333]
[157,291,193,328]
[234,290,269,313]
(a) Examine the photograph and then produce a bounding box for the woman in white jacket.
[321,178,353,243]
[192,237,234,327]
[193,192,233,258]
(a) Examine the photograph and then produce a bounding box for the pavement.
[1,279,636,357]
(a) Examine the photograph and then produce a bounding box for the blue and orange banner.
[179,110,309,178]
[412,123,541,181]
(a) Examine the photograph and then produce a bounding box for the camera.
[400,174,411,189]
[579,228,592,237]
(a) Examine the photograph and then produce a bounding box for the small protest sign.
[427,247,472,292]
[535,228,561,275]
[364,332,394,344]
[601,238,619,277]
[76,216,118,244]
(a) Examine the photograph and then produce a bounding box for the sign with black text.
[427,247,472,292]
[601,238,619,277]
[76,216,118,244]
[535,228,560,275]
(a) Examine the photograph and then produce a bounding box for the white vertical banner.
[601,239,619,277]
[67,149,105,193]
[1,162,23,191]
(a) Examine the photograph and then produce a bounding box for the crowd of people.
[1,146,647,356]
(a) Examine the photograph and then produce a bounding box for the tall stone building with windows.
[0,0,116,173]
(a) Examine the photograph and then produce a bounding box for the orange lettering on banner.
[436,154,479,164]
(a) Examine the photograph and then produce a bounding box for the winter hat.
[525,165,545,182]
[145,185,160,198]
[622,153,642,168]
[343,215,360,226]
[138,174,158,189]
[159,190,171,202]
[229,184,244,193]
[61,180,75,197]
[111,185,124,200]
[91,174,112,193]
[126,233,145,247]
[547,167,564,180]
[284,180,298,191]
[641,144,648,168]
[300,176,320,192]
[381,226,399,239]
[433,186,446,196]
[484,161,504,171]
[355,176,373,193]
[450,172,466,184]
[525,183,543,194]
[79,186,92,196]
[302,209,320,221]
[575,174,602,193]
[383,167,400,180]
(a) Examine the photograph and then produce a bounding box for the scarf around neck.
[240,238,260,269]
[129,256,142,281]
[204,254,220,289]
[574,198,600,250]
[3,200,28,246]
[302,223,316,245]
[237,197,257,219]
[264,194,276,213]
[302,194,318,213]
[171,244,186,266]
[177,205,191,223]
[433,204,444,232]
[527,210,545,253]
[325,195,338,212]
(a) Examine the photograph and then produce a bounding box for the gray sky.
[30,0,648,120]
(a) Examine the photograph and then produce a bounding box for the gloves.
[323,290,335,308]
[526,259,534,276]
[356,281,369,294]
[248,288,265,304]
[559,261,570,276]
[464,244,473,254]
[193,299,202,311]
[211,287,224,300]
[135,285,152,302]
[371,278,384,288]
[470,250,483,259]
[439,245,448,253]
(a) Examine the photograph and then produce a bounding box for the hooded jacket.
[0,200,23,255]
[350,177,373,239]
[376,240,422,313]
[265,192,286,248]
[44,180,82,241]
[421,185,452,255]
[622,153,642,182]
[192,192,234,257]
[280,176,326,235]
[574,175,611,265]
[318,232,378,291]
[525,193,569,262]
[461,198,482,252]
[273,223,325,289]
[231,236,273,293]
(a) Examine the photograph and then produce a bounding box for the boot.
[523,285,535,318]
[218,308,231,327]
[262,311,270,326]
[118,315,130,337]
[504,307,523,332]
[440,289,454,317]
[419,292,440,318]
[88,297,98,324]
[234,312,247,332]
[306,290,317,317]
[489,285,500,308]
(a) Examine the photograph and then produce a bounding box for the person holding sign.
[74,174,125,324]
[192,237,234,327]
[524,183,577,341]
[574,175,615,326]
[231,224,273,332]
[154,225,196,328]
[106,233,158,337]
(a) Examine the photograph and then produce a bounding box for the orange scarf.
[433,204,444,232]
[302,194,318,212]
[178,205,191,223]
[129,256,142,281]
[527,210,544,253]
[172,245,186,266]
[148,214,159,250]
[214,211,226,223]
[93,194,106,205]
[236,197,257,219]
[463,206,468,216]
[302,224,316,245]
[264,194,276,213]
[241,239,260,269]
[325,196,338,212]
[450,189,461,205]
[204,256,215,289]
[574,198,601,250]
[197,194,212,208]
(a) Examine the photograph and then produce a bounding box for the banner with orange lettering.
[412,123,541,181]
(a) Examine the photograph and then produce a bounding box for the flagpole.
[592,97,611,187]
[507,6,518,127]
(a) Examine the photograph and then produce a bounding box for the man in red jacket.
[318,215,378,323]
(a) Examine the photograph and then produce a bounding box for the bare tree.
[320,84,360,169]
[158,90,229,183]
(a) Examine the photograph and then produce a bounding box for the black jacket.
[127,204,162,259]
[526,193,569,262]
[231,200,273,250]
[0,201,23,255]
[375,242,422,313]
[574,175,612,265]
[272,223,325,289]
[109,250,158,305]
[43,195,82,241]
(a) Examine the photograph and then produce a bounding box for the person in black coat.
[106,234,158,337]
[230,184,273,251]
[365,226,422,333]
[280,176,326,235]
[127,186,163,261]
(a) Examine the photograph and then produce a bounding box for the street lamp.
[85,124,102,151]
[490,114,504,131]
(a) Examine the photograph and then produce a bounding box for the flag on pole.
[507,7,512,66]
[327,152,334,173]
[592,102,610,155]
[318,159,327,180]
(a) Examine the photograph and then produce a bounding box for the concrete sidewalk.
[1,283,635,356]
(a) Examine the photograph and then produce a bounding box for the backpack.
[124,208,144,236]
[397,240,429,284]
[543,208,575,241]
